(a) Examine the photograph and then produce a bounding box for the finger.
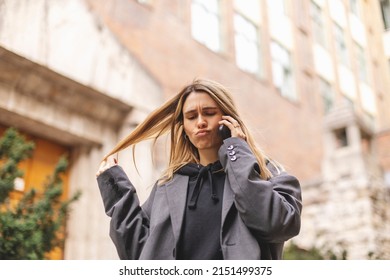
[222,116,240,127]
[97,158,117,175]
[221,115,235,123]
[220,117,246,140]
[219,119,234,129]
[99,160,107,170]
[96,160,106,177]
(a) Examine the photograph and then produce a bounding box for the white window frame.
[334,23,349,67]
[349,0,360,17]
[233,0,262,76]
[270,41,296,101]
[311,1,327,48]
[355,43,367,82]
[191,0,221,52]
[319,78,334,114]
[267,0,287,16]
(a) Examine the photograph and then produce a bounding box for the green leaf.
[0,128,81,259]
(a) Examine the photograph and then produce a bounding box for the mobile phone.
[218,124,231,140]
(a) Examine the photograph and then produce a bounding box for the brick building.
[0,0,389,259]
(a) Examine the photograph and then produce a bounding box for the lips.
[196,130,209,136]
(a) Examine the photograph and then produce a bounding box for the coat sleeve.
[96,165,156,259]
[218,137,302,243]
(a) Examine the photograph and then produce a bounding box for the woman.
[96,79,302,260]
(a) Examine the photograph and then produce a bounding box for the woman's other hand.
[96,157,117,177]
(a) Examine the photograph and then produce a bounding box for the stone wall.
[295,103,390,259]
[0,0,162,259]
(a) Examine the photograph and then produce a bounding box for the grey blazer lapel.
[165,175,188,245]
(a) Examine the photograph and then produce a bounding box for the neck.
[198,148,219,166]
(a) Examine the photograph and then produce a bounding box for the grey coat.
[97,137,302,260]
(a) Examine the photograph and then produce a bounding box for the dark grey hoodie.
[176,161,225,260]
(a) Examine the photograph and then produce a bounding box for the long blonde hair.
[102,79,273,181]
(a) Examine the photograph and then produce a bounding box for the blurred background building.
[0,0,389,259]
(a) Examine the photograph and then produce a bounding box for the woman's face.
[182,91,224,153]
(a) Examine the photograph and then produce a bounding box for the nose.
[197,115,207,128]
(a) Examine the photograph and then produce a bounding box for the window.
[191,0,221,52]
[233,0,262,76]
[311,1,327,47]
[361,85,376,115]
[267,0,287,15]
[270,41,296,100]
[234,0,261,24]
[381,0,390,30]
[349,0,360,17]
[334,23,349,66]
[355,43,367,82]
[319,79,334,114]
[334,127,349,148]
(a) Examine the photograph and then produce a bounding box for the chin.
[195,142,219,151]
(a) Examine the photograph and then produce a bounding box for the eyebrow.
[183,106,218,114]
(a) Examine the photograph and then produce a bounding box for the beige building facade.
[0,0,162,259]
[1,0,390,259]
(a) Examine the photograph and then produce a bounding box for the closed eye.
[186,114,197,120]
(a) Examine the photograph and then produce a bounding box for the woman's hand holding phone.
[218,116,246,141]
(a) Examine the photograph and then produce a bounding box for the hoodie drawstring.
[188,164,219,210]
